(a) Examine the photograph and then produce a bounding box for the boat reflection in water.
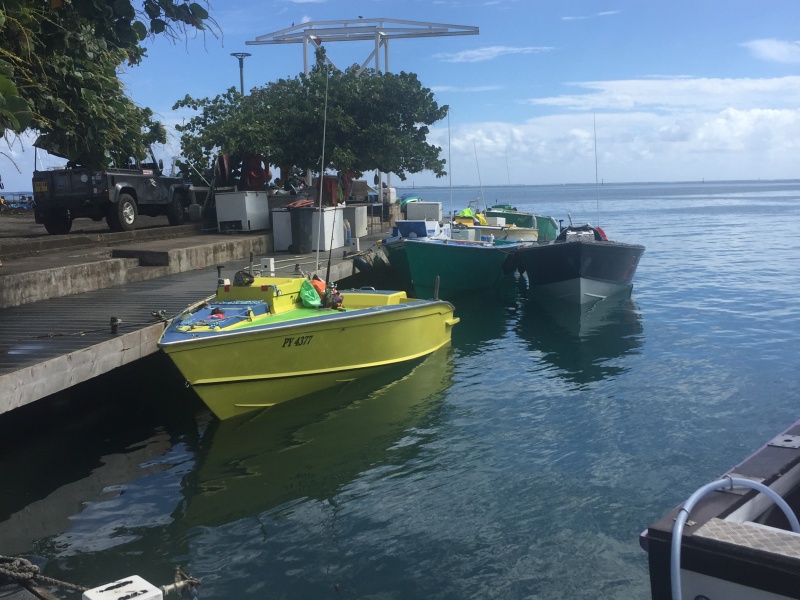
[448,275,527,358]
[178,347,455,529]
[516,292,644,385]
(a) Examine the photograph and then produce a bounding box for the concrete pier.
[0,216,393,418]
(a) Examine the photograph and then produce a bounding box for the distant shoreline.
[396,178,800,189]
[8,177,798,197]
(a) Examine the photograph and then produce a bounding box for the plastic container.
[396,220,428,238]
[288,206,314,253]
[188,203,202,222]
[83,575,162,600]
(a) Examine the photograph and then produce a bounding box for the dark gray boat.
[516,224,644,304]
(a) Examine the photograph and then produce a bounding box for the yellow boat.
[158,272,459,420]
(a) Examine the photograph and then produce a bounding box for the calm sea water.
[2,180,800,599]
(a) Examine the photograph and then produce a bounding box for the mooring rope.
[1,557,201,598]
[0,555,89,592]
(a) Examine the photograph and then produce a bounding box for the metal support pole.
[374,32,380,73]
[231,52,252,94]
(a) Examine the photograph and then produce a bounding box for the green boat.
[403,237,523,299]
[487,203,560,241]
[382,235,412,288]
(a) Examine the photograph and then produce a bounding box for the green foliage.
[174,55,449,184]
[173,87,271,183]
[0,0,218,169]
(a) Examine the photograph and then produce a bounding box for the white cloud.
[526,76,800,112]
[425,106,800,186]
[694,107,800,152]
[741,39,800,64]
[431,85,503,93]
[434,45,553,63]
[562,10,620,21]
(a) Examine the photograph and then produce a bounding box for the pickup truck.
[32,153,191,235]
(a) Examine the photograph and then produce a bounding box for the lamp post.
[230,52,252,94]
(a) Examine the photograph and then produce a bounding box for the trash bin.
[288,206,314,254]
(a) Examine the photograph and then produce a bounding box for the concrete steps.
[0,232,272,309]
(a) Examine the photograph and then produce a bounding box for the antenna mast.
[593,113,600,228]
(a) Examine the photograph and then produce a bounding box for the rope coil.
[0,555,39,582]
[1,557,200,597]
[0,555,88,592]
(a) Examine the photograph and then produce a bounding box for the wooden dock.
[0,225,392,418]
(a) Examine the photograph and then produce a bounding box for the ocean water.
[2,180,800,599]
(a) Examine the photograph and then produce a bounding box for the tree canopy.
[0,0,217,169]
[174,55,449,184]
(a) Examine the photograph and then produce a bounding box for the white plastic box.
[451,227,481,241]
[485,216,506,227]
[82,575,162,600]
[406,202,442,221]
[565,230,595,243]
[311,207,345,251]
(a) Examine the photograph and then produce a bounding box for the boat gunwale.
[519,239,646,251]
[158,298,456,348]
[402,237,528,252]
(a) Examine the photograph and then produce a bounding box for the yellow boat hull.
[159,283,458,419]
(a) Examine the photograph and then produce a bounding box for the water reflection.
[516,293,644,384]
[0,353,200,556]
[177,347,455,529]
[449,276,526,357]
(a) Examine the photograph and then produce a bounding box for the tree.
[174,54,449,184]
[173,86,271,185]
[0,1,218,168]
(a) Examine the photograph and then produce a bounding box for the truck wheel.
[43,214,72,235]
[107,193,138,232]
[166,192,185,226]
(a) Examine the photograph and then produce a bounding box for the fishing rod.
[448,111,453,225]
[593,113,600,228]
[315,69,330,271]
[473,141,485,211]
[316,70,339,292]
[324,182,338,286]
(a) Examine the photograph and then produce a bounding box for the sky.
[4,0,800,191]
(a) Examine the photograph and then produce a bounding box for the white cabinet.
[342,205,368,238]
[216,191,270,232]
